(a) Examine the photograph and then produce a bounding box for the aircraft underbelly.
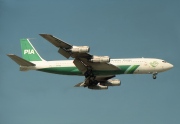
[37,65,140,76]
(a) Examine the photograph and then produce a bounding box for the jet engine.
[90,56,110,63]
[69,46,90,53]
[101,79,121,86]
[88,84,108,90]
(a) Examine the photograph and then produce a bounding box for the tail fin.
[20,39,45,61]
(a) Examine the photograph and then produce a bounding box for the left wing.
[40,34,91,59]
[40,34,119,72]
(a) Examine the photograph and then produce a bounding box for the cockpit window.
[162,61,167,63]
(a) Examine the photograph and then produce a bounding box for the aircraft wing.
[40,34,121,90]
[74,75,115,87]
[39,34,72,49]
[74,75,121,90]
[40,34,119,74]
[40,34,92,59]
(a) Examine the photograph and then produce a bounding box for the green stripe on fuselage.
[37,65,139,76]
[124,65,140,74]
[37,67,82,75]
[128,65,139,74]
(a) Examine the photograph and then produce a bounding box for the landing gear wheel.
[88,79,98,86]
[153,75,156,79]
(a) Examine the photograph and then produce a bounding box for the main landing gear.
[84,66,98,87]
[84,66,94,78]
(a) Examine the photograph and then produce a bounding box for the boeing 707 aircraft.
[7,34,173,90]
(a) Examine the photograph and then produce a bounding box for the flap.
[95,75,115,81]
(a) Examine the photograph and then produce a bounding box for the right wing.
[74,75,121,90]
[74,75,115,87]
[40,34,120,90]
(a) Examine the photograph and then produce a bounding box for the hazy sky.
[1,0,180,124]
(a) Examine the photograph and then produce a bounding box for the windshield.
[162,60,167,63]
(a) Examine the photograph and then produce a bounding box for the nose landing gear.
[152,72,157,79]
[153,75,156,79]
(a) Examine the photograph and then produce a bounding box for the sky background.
[1,0,180,124]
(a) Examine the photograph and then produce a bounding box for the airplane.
[7,34,173,90]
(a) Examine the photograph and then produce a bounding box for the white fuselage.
[20,58,173,76]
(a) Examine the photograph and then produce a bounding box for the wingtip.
[74,82,85,87]
[74,84,80,87]
[39,34,45,36]
[39,34,51,36]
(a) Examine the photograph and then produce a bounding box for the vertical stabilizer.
[20,39,45,61]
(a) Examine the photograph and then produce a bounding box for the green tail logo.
[24,49,35,54]
[20,39,44,61]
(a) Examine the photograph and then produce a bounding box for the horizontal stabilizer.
[7,54,35,66]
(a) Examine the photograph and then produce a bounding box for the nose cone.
[166,63,173,70]
[169,63,174,69]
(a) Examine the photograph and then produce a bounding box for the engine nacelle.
[88,84,108,90]
[70,46,90,53]
[90,56,110,63]
[102,79,121,86]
